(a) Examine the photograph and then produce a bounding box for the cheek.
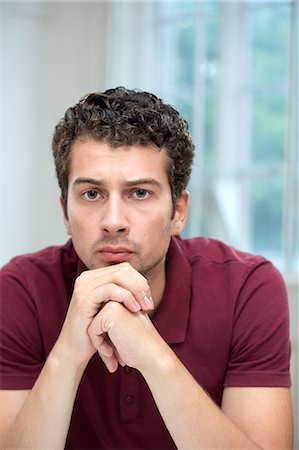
[66,212,90,237]
[147,214,173,241]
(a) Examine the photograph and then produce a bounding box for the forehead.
[68,139,170,183]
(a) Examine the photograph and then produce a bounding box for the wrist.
[138,333,177,379]
[48,341,89,379]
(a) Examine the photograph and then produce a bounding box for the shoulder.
[6,239,74,264]
[175,235,282,281]
[0,240,82,297]
[2,240,77,274]
[175,237,291,387]
[171,235,287,311]
[177,235,264,266]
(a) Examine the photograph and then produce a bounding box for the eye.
[83,190,100,201]
[132,189,150,199]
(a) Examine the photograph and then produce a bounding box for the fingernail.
[144,295,154,310]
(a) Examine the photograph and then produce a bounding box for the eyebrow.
[73,177,162,189]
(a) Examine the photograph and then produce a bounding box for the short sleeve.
[0,261,44,389]
[224,260,291,388]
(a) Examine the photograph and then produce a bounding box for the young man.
[0,87,293,449]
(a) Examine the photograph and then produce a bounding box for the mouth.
[97,246,134,263]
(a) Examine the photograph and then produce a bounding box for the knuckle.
[119,262,131,274]
[77,270,88,281]
[106,300,123,313]
[74,271,88,289]
[123,291,135,306]
[73,281,86,301]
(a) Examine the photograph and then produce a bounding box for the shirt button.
[124,394,135,405]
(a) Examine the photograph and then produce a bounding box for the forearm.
[91,302,260,448]
[0,347,86,449]
[141,346,261,450]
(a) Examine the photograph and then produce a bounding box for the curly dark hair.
[52,87,194,213]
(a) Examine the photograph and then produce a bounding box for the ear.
[60,195,72,236]
[171,190,189,236]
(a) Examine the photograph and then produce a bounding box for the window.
[155,0,298,275]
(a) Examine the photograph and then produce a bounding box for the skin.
[62,139,187,311]
[0,139,293,449]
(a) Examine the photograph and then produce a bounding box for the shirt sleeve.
[224,259,291,388]
[0,260,45,389]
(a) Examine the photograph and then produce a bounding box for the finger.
[114,349,126,367]
[88,304,126,372]
[98,351,119,373]
[94,332,119,373]
[92,283,143,313]
[98,338,114,358]
[89,282,154,313]
[79,264,154,311]
[87,314,113,357]
[99,268,153,310]
[99,337,126,371]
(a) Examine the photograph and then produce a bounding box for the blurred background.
[1,0,298,446]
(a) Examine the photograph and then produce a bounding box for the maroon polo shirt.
[0,236,291,449]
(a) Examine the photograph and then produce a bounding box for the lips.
[98,246,134,263]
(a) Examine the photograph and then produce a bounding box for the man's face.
[62,138,188,282]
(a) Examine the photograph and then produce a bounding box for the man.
[0,87,293,449]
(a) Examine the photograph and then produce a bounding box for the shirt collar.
[153,236,192,344]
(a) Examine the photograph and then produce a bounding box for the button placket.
[119,366,140,422]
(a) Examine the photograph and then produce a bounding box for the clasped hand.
[88,301,155,373]
[58,262,159,373]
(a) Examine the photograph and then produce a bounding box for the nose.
[100,194,130,236]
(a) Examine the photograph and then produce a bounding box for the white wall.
[1,1,110,265]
